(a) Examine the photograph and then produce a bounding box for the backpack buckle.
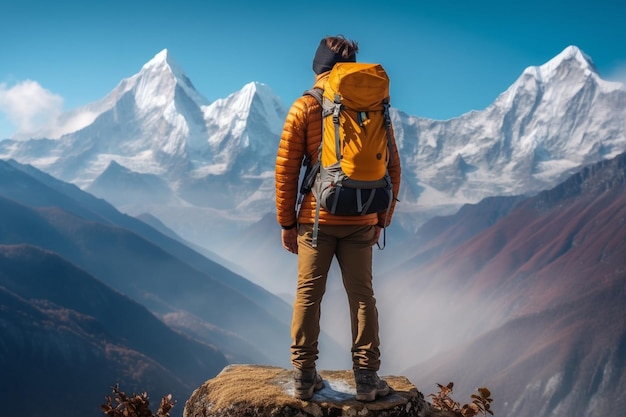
[332,104,341,125]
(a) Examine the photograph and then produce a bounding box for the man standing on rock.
[275,35,401,401]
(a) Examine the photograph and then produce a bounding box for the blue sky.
[1,0,625,139]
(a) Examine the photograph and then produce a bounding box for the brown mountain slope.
[0,244,228,417]
[385,152,626,417]
[380,152,626,328]
[413,151,626,318]
[405,279,626,417]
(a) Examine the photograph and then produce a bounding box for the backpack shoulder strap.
[304,87,323,105]
[302,87,326,249]
[304,88,335,118]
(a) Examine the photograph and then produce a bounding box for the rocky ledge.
[183,364,449,417]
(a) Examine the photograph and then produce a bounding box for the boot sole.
[355,385,390,402]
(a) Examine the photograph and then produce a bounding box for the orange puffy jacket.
[275,73,401,229]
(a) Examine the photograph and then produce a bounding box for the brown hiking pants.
[291,223,381,372]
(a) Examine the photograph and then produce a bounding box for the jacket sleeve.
[378,123,402,227]
[275,97,309,228]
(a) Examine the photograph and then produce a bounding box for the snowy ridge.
[45,49,208,140]
[185,81,284,177]
[136,48,209,109]
[1,45,625,242]
[391,45,626,231]
[525,45,595,81]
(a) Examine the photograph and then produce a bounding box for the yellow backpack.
[302,62,394,247]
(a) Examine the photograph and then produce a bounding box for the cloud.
[0,80,64,140]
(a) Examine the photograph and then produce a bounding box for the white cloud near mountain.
[0,80,99,141]
[0,80,63,139]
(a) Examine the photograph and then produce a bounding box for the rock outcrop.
[183,364,448,417]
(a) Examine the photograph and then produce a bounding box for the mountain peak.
[523,45,597,81]
[130,49,209,109]
[240,82,280,104]
[151,48,170,62]
[139,49,187,81]
[142,49,174,69]
[209,81,282,117]
[544,45,595,71]
[237,81,270,97]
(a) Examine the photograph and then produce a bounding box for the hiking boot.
[293,368,324,400]
[354,369,390,401]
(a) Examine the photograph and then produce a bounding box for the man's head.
[312,35,359,75]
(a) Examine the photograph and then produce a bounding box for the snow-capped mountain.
[1,46,625,253]
[0,49,286,243]
[393,45,626,229]
[0,48,283,184]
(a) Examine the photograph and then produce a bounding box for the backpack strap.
[303,88,329,163]
[304,87,323,104]
[378,98,394,250]
[383,98,393,166]
[377,186,393,250]
[303,88,326,248]
[312,193,322,248]
[332,94,343,161]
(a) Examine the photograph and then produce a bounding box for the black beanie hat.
[312,39,356,75]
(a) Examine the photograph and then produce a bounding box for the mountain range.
[0,243,227,417]
[0,158,344,417]
[1,44,626,417]
[1,46,625,261]
[395,151,626,417]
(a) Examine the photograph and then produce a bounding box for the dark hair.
[324,35,359,59]
[312,35,359,75]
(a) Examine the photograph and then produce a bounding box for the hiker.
[275,35,402,401]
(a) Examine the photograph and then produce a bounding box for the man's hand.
[281,228,298,254]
